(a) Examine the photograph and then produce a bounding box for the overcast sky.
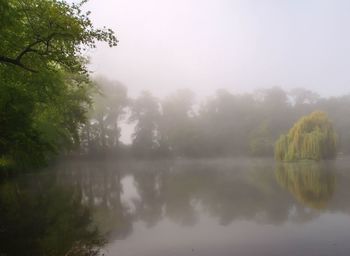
[84,0,350,98]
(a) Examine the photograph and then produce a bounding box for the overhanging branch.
[0,32,75,73]
[0,55,38,72]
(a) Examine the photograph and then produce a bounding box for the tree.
[249,121,273,156]
[0,0,117,169]
[255,87,292,141]
[198,89,258,156]
[0,69,93,167]
[289,88,320,105]
[160,89,197,156]
[80,77,128,155]
[275,111,337,161]
[0,0,117,73]
[129,91,161,157]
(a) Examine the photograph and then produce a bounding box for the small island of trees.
[275,111,337,161]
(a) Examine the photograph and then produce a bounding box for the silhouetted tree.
[130,91,161,157]
[80,77,128,155]
[160,89,197,156]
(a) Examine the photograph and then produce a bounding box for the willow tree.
[274,111,337,161]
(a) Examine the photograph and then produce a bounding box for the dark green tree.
[0,0,117,169]
[0,0,117,73]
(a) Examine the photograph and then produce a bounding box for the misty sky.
[84,0,350,98]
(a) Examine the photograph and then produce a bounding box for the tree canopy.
[275,111,337,161]
[0,0,117,170]
[0,0,117,73]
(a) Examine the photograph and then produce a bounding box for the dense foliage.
[0,0,117,169]
[275,111,337,161]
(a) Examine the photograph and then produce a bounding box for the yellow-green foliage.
[275,111,337,161]
[275,162,335,209]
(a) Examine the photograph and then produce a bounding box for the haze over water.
[2,1,350,255]
[3,157,350,255]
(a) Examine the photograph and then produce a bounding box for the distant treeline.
[79,78,350,158]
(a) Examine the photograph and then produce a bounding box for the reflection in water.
[1,158,350,255]
[55,159,324,237]
[59,162,133,241]
[0,174,104,256]
[275,162,336,209]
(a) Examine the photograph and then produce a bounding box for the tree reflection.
[275,162,336,209]
[0,176,104,256]
[132,170,164,227]
[56,161,133,241]
[2,159,342,255]
[54,159,337,235]
[125,159,305,227]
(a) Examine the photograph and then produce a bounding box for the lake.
[1,157,350,256]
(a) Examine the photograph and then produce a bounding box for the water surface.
[1,157,350,256]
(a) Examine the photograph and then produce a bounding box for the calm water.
[1,157,350,256]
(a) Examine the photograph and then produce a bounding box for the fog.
[3,1,350,255]
[80,76,350,154]
[85,0,350,98]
